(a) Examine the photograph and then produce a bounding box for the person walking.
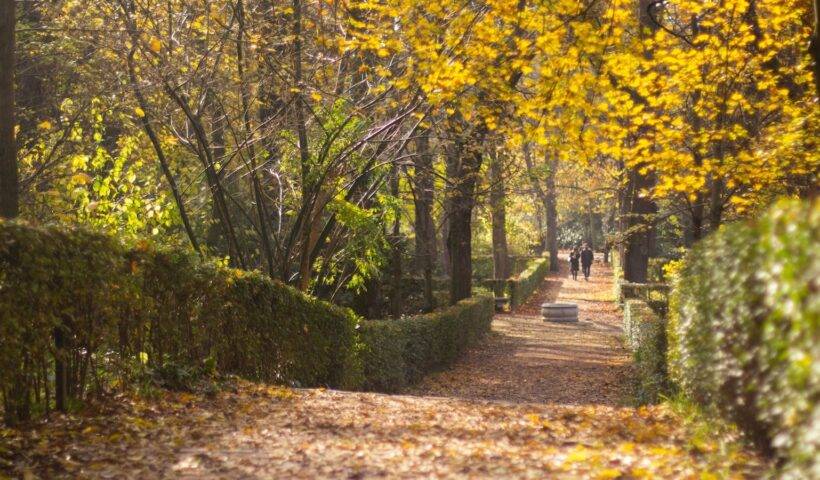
[581,243,594,281]
[569,248,580,281]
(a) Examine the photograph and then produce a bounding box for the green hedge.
[668,199,818,478]
[507,257,550,308]
[0,221,363,424]
[358,295,494,392]
[471,254,538,281]
[1,221,498,425]
[623,299,668,405]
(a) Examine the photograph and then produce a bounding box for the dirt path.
[1,259,762,479]
[410,258,631,405]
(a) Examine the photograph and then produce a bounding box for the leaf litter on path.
[1,260,764,479]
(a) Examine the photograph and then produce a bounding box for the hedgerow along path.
[2,260,763,479]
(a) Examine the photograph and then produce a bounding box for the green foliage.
[507,257,550,308]
[22,98,175,238]
[324,197,389,292]
[471,255,538,281]
[668,199,819,478]
[647,258,671,283]
[358,296,494,392]
[623,299,668,405]
[0,221,363,424]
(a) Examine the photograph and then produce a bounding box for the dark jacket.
[581,248,594,266]
[569,253,580,269]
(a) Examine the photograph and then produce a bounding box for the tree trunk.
[709,177,724,231]
[124,41,200,254]
[389,166,402,318]
[689,191,705,244]
[292,0,316,291]
[445,141,480,304]
[544,155,559,271]
[623,168,656,283]
[586,198,595,250]
[489,148,510,280]
[622,0,660,283]
[811,0,820,99]
[236,0,276,277]
[522,144,558,271]
[0,0,18,219]
[413,131,436,311]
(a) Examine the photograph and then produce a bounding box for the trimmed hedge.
[1,221,497,425]
[0,221,363,424]
[617,281,670,312]
[507,257,550,308]
[668,199,818,478]
[623,299,668,405]
[471,255,538,281]
[358,295,494,392]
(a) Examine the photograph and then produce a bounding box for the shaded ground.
[0,258,763,479]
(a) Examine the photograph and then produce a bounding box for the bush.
[471,254,539,281]
[623,299,668,405]
[617,281,670,309]
[0,221,363,424]
[668,199,819,478]
[507,257,550,308]
[647,257,671,282]
[358,295,494,392]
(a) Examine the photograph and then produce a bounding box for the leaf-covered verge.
[0,221,494,425]
[0,250,767,479]
[0,380,766,480]
[668,198,819,479]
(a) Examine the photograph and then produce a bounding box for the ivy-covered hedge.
[623,299,668,405]
[358,295,494,392]
[668,199,818,478]
[0,221,363,424]
[507,257,550,308]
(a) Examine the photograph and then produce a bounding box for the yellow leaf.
[310,92,323,102]
[134,107,146,118]
[149,37,162,53]
[37,120,52,131]
[596,468,623,479]
[71,173,92,185]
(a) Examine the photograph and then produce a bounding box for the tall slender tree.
[0,0,17,219]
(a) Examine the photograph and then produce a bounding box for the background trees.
[4,0,817,310]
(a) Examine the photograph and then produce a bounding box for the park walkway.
[2,259,761,479]
[411,258,630,405]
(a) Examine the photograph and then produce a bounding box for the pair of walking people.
[569,243,594,281]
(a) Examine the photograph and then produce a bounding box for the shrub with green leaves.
[507,257,550,308]
[668,199,818,478]
[359,295,494,392]
[623,299,668,405]
[0,221,363,424]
